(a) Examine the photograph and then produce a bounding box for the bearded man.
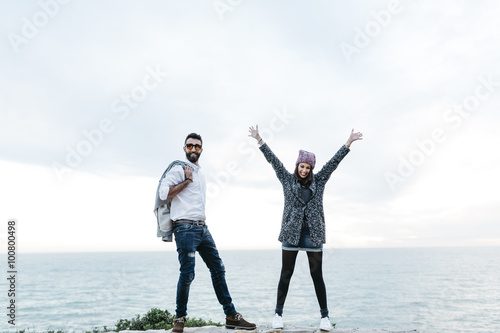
[158,133,256,333]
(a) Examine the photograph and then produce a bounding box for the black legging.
[275,250,328,318]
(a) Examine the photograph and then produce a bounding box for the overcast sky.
[1,0,499,253]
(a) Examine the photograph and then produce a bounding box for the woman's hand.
[345,129,363,148]
[248,125,263,143]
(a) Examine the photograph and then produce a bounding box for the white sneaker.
[272,313,283,329]
[319,317,332,331]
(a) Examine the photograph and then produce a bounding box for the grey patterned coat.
[259,143,350,246]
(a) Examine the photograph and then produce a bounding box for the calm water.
[2,247,499,332]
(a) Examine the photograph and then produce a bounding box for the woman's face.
[298,162,311,178]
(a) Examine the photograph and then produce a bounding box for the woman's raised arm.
[316,129,363,181]
[249,124,290,183]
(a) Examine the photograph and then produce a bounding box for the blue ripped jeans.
[173,223,236,318]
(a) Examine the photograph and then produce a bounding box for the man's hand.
[167,166,194,199]
[184,165,193,181]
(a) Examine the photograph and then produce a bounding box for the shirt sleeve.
[159,165,185,200]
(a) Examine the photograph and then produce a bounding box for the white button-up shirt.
[158,160,206,221]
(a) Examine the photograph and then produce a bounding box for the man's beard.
[186,151,200,163]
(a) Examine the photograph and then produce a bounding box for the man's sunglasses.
[185,143,202,151]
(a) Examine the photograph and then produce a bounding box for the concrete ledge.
[118,325,419,333]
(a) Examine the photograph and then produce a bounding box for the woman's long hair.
[294,164,314,188]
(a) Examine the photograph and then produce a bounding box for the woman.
[248,125,363,331]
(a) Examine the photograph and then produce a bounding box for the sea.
[2,247,499,333]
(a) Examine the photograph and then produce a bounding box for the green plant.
[113,307,222,331]
[185,317,223,327]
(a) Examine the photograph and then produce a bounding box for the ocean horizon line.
[19,244,500,255]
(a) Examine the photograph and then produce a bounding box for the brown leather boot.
[172,316,186,333]
[225,312,256,330]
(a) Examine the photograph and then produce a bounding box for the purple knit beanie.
[296,150,316,169]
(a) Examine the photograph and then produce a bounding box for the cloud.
[1,1,499,252]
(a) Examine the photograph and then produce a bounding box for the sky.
[1,0,499,253]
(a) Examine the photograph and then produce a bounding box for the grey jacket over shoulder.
[154,160,187,241]
[259,143,350,247]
